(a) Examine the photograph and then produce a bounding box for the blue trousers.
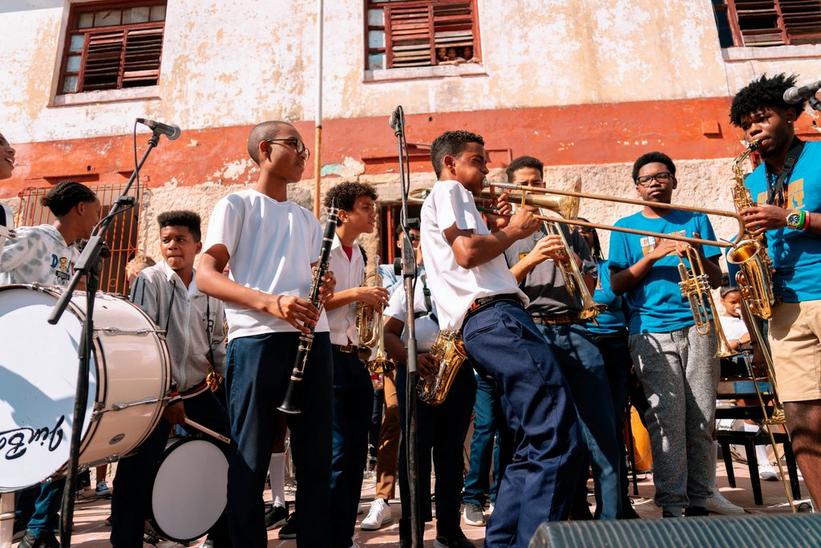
[396,358,476,540]
[463,301,581,547]
[329,348,374,548]
[536,322,621,520]
[225,332,333,548]
[24,477,65,538]
[110,389,231,547]
[591,330,634,516]
[462,370,512,509]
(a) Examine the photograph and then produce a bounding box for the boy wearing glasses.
[609,152,723,518]
[197,121,335,547]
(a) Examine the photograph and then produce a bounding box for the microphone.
[783,80,821,104]
[136,118,181,140]
[389,106,402,135]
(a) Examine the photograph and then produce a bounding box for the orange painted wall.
[3,97,819,199]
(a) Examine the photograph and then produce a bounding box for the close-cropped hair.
[430,130,485,178]
[246,120,294,165]
[157,210,202,242]
[323,182,378,211]
[40,181,97,217]
[506,156,544,182]
[730,73,804,127]
[632,151,676,183]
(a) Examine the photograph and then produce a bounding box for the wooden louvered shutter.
[82,30,126,91]
[732,0,786,46]
[123,27,163,87]
[386,3,434,68]
[779,0,821,44]
[433,1,474,53]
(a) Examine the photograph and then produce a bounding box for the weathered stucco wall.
[2,0,821,144]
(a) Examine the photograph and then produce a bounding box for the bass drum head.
[150,438,228,542]
[0,285,97,492]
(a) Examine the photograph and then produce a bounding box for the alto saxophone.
[726,142,776,320]
[417,330,467,406]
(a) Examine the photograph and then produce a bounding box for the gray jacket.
[130,261,226,393]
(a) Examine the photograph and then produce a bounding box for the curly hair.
[323,182,378,211]
[157,210,202,241]
[506,155,544,182]
[430,130,485,178]
[631,151,676,183]
[730,73,804,127]
[40,181,97,217]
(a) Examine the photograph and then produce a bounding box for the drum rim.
[148,436,228,543]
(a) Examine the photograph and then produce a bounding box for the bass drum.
[150,437,229,543]
[0,284,170,492]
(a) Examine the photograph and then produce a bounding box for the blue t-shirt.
[744,140,821,303]
[585,258,627,335]
[609,210,722,333]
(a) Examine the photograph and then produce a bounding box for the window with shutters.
[712,0,821,47]
[365,0,480,70]
[58,1,166,95]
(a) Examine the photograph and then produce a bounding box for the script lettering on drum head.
[0,415,65,460]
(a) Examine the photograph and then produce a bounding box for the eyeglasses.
[266,138,310,159]
[635,171,674,186]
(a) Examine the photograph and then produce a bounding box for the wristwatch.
[785,209,805,230]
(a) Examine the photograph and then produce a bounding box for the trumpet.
[677,246,734,357]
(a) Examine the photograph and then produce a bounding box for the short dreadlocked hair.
[730,73,804,127]
[323,182,377,211]
[430,130,485,178]
[157,210,202,241]
[40,181,97,217]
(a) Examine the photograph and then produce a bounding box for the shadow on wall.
[0,1,64,15]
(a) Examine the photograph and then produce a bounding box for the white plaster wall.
[3,0,821,144]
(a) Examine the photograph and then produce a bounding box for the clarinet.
[277,203,339,415]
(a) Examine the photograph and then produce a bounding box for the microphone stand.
[47,128,164,548]
[392,106,423,548]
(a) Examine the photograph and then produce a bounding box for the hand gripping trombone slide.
[277,203,339,415]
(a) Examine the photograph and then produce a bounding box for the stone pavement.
[13,459,810,547]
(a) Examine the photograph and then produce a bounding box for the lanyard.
[766,138,804,207]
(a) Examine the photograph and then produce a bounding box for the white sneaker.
[759,464,779,481]
[488,502,494,515]
[361,498,392,530]
[705,491,746,515]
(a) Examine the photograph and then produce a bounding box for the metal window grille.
[16,184,144,296]
[365,0,481,70]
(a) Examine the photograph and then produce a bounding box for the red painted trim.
[3,97,819,199]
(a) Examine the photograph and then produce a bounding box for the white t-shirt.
[0,224,79,286]
[203,189,329,340]
[326,233,365,346]
[384,272,439,352]
[719,314,748,342]
[420,180,526,331]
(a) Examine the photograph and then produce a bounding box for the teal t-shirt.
[743,140,821,303]
[585,258,627,335]
[609,210,722,333]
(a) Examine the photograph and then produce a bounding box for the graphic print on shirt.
[640,230,685,257]
[53,254,72,282]
[756,179,805,209]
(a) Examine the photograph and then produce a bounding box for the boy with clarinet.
[197,121,336,547]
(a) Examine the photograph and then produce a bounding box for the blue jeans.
[462,370,512,508]
[591,330,634,516]
[25,477,65,538]
[463,301,581,547]
[110,389,231,547]
[225,332,333,548]
[396,358,476,540]
[329,348,374,548]
[536,322,621,520]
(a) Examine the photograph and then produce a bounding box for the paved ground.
[14,457,811,547]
